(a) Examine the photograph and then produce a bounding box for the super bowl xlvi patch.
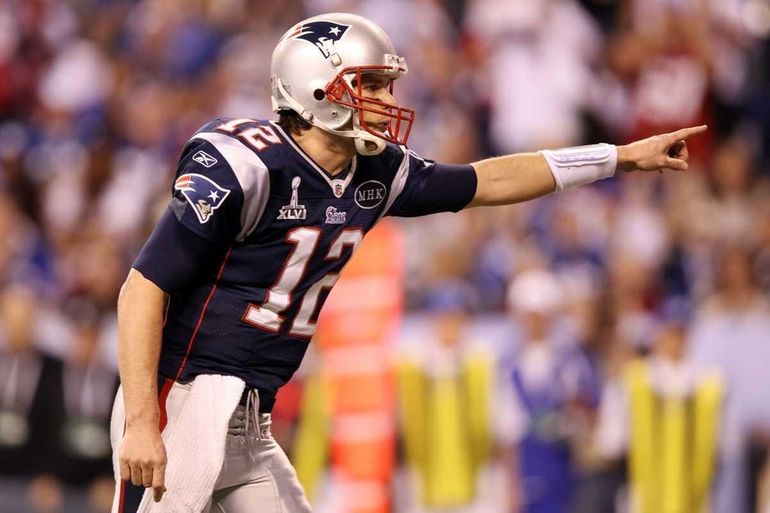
[277,176,307,220]
[174,173,231,224]
[325,206,346,224]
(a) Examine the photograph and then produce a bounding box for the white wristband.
[539,143,617,192]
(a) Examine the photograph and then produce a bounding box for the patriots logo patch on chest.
[325,206,346,224]
[174,173,230,224]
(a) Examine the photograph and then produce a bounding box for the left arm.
[467,125,707,208]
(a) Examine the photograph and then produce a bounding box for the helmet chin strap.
[351,117,387,156]
[354,137,386,156]
[310,114,387,156]
[275,79,388,156]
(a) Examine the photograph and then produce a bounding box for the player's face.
[325,66,414,146]
[355,74,396,134]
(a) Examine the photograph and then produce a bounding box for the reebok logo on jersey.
[192,150,218,168]
[325,206,346,224]
[277,176,307,220]
[174,173,231,224]
[354,180,387,209]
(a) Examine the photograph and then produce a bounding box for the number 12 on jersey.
[243,227,363,337]
[216,118,281,152]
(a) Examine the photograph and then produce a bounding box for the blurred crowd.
[1,0,770,512]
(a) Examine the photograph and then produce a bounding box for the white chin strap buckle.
[352,118,386,156]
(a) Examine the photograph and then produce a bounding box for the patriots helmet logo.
[290,21,350,58]
[174,173,231,224]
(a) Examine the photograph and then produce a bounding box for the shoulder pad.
[184,132,271,241]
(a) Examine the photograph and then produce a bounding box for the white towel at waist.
[112,374,245,513]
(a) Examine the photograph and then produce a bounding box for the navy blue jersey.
[133,118,476,411]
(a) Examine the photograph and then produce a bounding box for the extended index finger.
[667,125,708,142]
[152,463,166,502]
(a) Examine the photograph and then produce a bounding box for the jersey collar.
[270,121,357,198]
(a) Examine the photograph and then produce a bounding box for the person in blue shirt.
[497,269,601,513]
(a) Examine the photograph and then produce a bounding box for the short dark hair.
[276,110,312,135]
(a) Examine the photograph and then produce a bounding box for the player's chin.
[365,122,390,136]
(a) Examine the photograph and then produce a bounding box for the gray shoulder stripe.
[381,146,410,219]
[191,132,270,241]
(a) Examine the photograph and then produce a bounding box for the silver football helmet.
[271,12,415,156]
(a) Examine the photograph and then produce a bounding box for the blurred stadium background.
[1,0,770,512]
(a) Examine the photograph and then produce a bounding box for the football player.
[111,12,706,513]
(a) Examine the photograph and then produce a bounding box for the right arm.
[115,134,254,501]
[117,268,168,501]
[116,206,236,502]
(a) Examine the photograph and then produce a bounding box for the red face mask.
[325,66,415,146]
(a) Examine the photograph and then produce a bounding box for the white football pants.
[111,380,312,513]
